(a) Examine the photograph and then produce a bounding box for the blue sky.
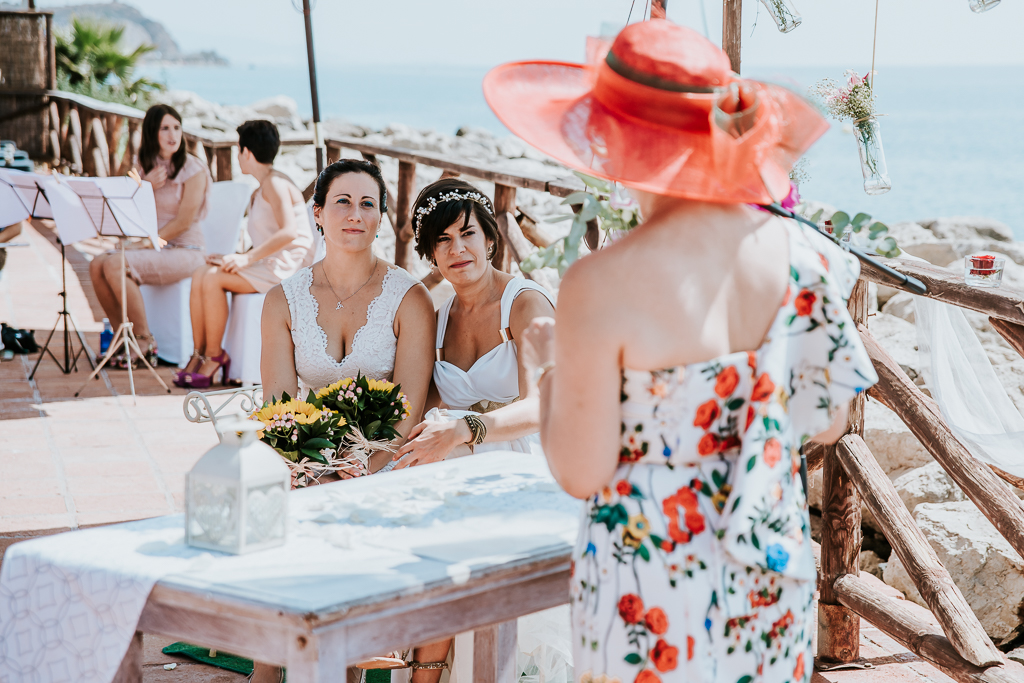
[39,0,1024,69]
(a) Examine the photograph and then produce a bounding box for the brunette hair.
[139,104,187,179]
[311,159,388,214]
[237,119,280,164]
[412,178,500,262]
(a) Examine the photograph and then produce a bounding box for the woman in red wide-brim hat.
[496,20,879,683]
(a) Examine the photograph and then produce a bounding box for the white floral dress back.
[281,265,419,396]
[572,220,878,683]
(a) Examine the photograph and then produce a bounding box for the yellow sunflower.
[315,377,355,399]
[366,378,396,394]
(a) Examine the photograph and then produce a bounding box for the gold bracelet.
[463,414,487,446]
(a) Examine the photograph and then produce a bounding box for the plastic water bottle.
[100,318,113,354]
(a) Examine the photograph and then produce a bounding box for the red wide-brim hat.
[483,20,829,205]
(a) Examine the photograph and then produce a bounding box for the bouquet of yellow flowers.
[249,395,349,487]
[312,374,411,442]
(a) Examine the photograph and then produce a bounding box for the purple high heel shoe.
[185,351,231,389]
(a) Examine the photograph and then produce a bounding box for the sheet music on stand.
[0,168,53,226]
[43,173,170,401]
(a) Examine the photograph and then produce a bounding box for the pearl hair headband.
[414,190,494,240]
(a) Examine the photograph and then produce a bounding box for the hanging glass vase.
[969,0,1000,12]
[854,117,891,196]
[760,0,802,33]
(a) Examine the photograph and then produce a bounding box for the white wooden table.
[112,453,580,683]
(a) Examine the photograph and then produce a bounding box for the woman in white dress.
[257,161,436,682]
[392,178,555,465]
[391,179,570,683]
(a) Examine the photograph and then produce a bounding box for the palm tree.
[55,18,163,104]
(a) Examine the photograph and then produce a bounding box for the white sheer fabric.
[281,265,419,396]
[915,295,1024,477]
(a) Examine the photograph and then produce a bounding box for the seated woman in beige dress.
[175,120,313,388]
[88,103,211,368]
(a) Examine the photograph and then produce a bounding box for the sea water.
[139,63,1024,239]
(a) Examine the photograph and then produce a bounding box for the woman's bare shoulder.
[262,283,290,320]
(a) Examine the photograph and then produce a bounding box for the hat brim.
[483,61,828,204]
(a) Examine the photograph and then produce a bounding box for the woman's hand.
[390,418,472,470]
[206,253,224,266]
[520,317,556,381]
[143,165,168,190]
[219,253,251,274]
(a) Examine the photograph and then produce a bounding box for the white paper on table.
[43,174,159,248]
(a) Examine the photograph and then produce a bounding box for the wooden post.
[834,574,1021,683]
[473,621,518,683]
[216,147,232,182]
[326,141,342,164]
[89,116,109,176]
[116,120,140,176]
[517,209,554,249]
[106,114,123,175]
[860,323,1024,563]
[817,279,868,663]
[835,434,1001,667]
[495,212,534,281]
[393,160,417,269]
[989,318,1024,360]
[67,106,83,174]
[723,0,742,73]
[491,184,517,271]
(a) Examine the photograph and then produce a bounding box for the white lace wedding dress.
[281,264,419,396]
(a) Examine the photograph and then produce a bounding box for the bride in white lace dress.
[258,161,435,682]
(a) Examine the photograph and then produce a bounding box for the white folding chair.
[141,181,253,366]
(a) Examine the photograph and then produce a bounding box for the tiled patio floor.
[0,220,1015,682]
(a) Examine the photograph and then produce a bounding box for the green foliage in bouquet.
[249,394,346,465]
[310,374,411,442]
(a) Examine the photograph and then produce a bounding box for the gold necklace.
[322,258,378,310]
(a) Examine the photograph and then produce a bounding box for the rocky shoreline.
[157,89,1024,649]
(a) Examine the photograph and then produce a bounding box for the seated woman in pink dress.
[175,120,313,388]
[88,103,211,368]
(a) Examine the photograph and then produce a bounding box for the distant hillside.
[47,2,228,65]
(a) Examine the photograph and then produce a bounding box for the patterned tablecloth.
[0,452,581,683]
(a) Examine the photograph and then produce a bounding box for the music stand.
[42,172,171,401]
[0,169,97,377]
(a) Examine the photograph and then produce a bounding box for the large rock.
[920,217,1015,243]
[892,462,965,513]
[868,312,924,388]
[883,501,1024,646]
[880,291,915,324]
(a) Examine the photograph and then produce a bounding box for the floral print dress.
[571,221,878,683]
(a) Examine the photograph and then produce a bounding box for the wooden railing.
[814,259,1024,682]
[31,88,1024,682]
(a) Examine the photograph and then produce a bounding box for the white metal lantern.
[186,416,290,554]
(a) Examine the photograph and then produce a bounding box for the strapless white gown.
[431,278,572,683]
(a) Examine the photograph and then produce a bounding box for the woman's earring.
[317,224,324,235]
[487,245,496,259]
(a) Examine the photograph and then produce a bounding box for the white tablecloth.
[0,452,581,683]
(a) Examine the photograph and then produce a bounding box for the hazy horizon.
[36,0,1024,70]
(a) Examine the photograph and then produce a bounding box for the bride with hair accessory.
[491,19,878,683]
[387,178,571,683]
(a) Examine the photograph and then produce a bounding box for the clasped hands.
[207,252,251,274]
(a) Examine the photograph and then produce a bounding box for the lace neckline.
[309,266,399,370]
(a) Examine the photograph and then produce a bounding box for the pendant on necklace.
[336,302,344,310]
